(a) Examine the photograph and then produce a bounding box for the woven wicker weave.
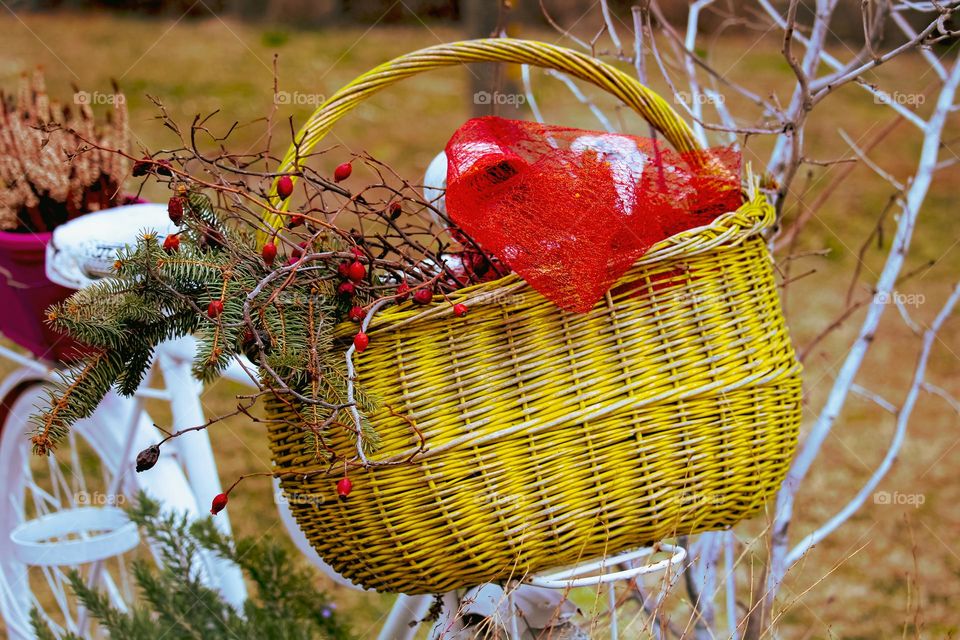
[265,39,801,594]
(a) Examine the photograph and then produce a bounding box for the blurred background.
[1,1,958,637]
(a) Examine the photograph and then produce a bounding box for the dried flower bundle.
[0,69,130,232]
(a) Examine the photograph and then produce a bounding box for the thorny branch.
[534,1,960,637]
[51,76,502,478]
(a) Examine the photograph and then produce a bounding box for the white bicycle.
[0,203,684,640]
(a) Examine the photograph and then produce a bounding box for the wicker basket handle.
[264,38,700,234]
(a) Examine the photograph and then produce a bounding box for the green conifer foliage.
[31,191,377,459]
[30,494,352,640]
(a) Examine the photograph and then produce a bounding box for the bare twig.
[786,282,960,567]
[766,53,960,617]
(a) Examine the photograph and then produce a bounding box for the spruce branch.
[31,493,351,640]
[30,94,497,468]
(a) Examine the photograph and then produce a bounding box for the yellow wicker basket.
[265,39,801,594]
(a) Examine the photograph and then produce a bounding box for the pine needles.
[30,494,351,640]
[27,96,499,467]
[31,190,375,459]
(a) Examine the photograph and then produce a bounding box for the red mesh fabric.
[444,117,742,312]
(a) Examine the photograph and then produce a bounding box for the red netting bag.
[445,117,743,312]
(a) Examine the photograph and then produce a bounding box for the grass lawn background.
[1,11,958,637]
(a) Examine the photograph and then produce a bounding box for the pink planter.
[0,198,146,362]
[0,229,82,361]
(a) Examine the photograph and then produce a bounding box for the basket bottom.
[272,376,801,594]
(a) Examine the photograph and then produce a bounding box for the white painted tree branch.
[631,5,660,142]
[685,531,720,640]
[599,0,623,53]
[684,0,718,147]
[786,282,960,567]
[766,52,960,602]
[724,531,739,640]
[706,89,739,147]
[756,0,927,130]
[850,384,898,414]
[543,70,615,132]
[922,382,960,415]
[767,0,838,186]
[640,6,779,137]
[895,296,924,336]
[837,128,905,190]
[892,10,948,80]
[520,65,545,124]
[631,6,646,84]
[809,12,950,98]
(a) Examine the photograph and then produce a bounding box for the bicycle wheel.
[0,369,202,639]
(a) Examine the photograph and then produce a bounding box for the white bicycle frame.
[1,198,686,639]
[0,337,247,630]
[0,333,440,640]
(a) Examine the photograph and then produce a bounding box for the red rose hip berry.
[388,201,402,219]
[162,234,180,253]
[336,477,353,499]
[276,175,294,200]
[413,288,433,305]
[353,332,369,353]
[208,300,224,318]
[346,260,366,282]
[210,492,228,515]
[261,242,277,266]
[348,306,365,322]
[453,303,468,317]
[167,197,184,224]
[333,162,352,182]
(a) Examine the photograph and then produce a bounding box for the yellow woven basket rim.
[337,194,775,338]
[258,37,704,243]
